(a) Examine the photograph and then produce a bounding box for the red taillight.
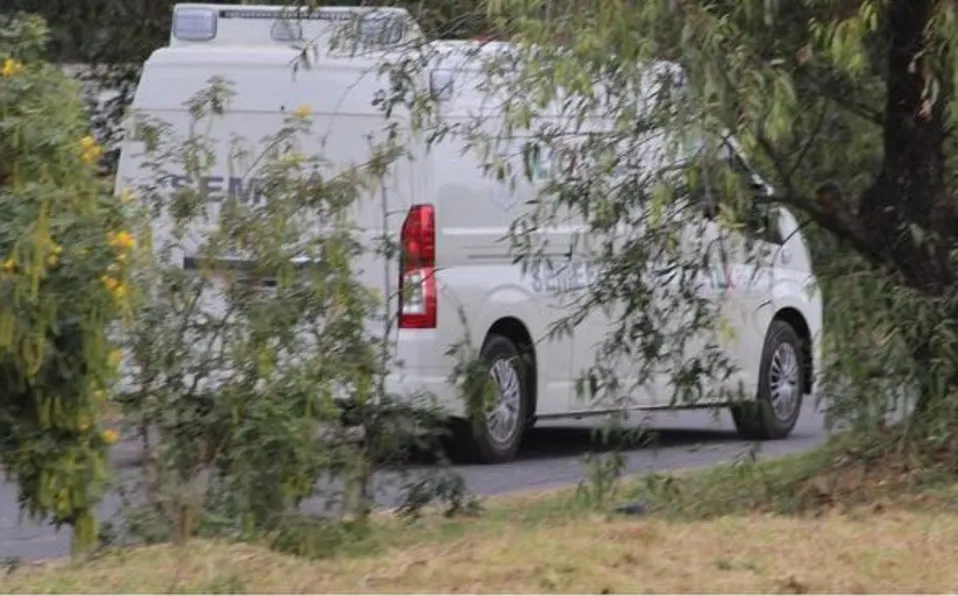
[399,204,437,329]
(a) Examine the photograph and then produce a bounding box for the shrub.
[0,14,133,554]
[112,78,461,547]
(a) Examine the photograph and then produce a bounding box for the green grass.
[629,432,958,520]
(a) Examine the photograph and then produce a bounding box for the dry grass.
[6,502,958,593]
[7,438,958,593]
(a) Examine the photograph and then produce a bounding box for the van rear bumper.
[386,370,465,418]
[334,329,467,419]
[381,328,467,418]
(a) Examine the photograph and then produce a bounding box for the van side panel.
[423,65,578,416]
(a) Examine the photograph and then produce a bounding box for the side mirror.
[429,70,454,101]
[702,190,719,220]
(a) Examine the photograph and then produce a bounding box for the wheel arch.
[485,317,538,420]
[772,307,813,394]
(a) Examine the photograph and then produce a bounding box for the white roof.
[170,3,422,50]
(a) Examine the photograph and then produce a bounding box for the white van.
[115,3,823,464]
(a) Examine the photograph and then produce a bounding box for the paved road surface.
[0,403,827,562]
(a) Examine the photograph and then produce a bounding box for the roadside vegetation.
[4,0,958,592]
[9,440,958,593]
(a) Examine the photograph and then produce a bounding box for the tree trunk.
[845,0,958,430]
[859,0,955,295]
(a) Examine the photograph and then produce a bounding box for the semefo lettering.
[166,174,266,204]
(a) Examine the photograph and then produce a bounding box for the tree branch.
[751,132,889,271]
[786,102,829,181]
[815,84,884,126]
[775,188,888,270]
[794,57,884,127]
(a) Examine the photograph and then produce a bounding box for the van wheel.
[455,334,529,464]
[731,320,804,440]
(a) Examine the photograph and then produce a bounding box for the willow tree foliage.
[442,0,958,438]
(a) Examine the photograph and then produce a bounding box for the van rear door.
[115,44,419,345]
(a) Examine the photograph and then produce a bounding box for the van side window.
[522,142,551,183]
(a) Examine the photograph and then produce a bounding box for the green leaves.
[114,77,457,544]
[0,15,132,556]
[808,0,878,78]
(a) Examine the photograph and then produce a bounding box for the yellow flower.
[101,428,119,445]
[282,150,304,165]
[1,58,22,78]
[108,231,136,251]
[112,283,128,300]
[292,104,311,118]
[2,258,15,273]
[43,239,62,267]
[119,188,135,203]
[101,275,119,291]
[56,489,69,512]
[108,349,122,368]
[82,147,103,164]
[79,136,103,165]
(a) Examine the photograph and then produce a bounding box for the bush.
[0,14,133,554]
[112,78,465,548]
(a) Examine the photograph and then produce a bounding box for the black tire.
[731,319,805,440]
[453,334,530,464]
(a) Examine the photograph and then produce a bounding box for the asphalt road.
[0,403,828,563]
